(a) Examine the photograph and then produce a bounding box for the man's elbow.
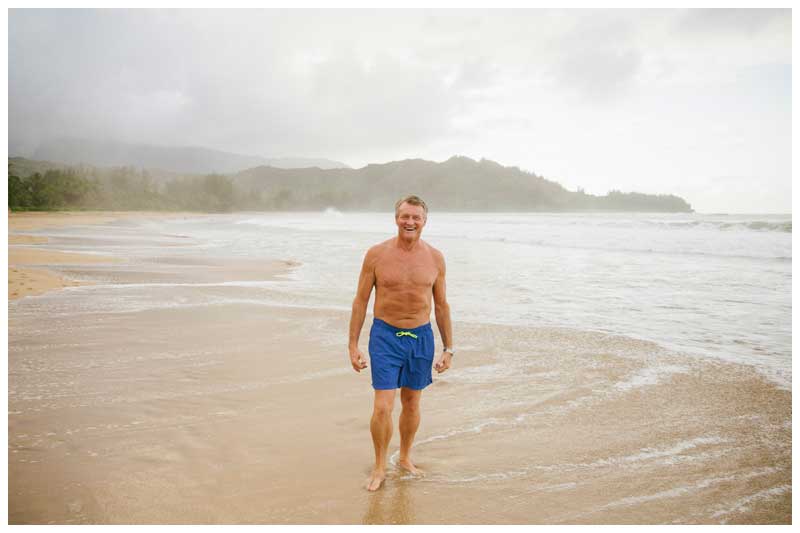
[435,300,450,315]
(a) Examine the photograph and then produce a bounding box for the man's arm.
[348,247,377,372]
[432,249,453,373]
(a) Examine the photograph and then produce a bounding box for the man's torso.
[372,238,439,329]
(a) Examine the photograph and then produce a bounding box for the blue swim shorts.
[368,318,435,390]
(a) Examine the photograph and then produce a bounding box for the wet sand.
[8,210,204,232]
[8,211,201,300]
[9,266,89,300]
[9,216,115,300]
[9,246,119,299]
[9,235,49,245]
[7,213,792,524]
[8,305,791,524]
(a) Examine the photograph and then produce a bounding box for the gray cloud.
[676,8,789,36]
[541,10,642,101]
[9,9,466,159]
[555,46,642,101]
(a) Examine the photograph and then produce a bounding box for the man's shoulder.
[364,239,394,262]
[369,238,395,253]
[422,240,444,260]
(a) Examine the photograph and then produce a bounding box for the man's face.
[395,202,426,240]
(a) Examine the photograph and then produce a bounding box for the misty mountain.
[233,156,693,212]
[8,155,693,212]
[31,138,350,174]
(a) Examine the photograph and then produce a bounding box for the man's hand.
[349,347,368,372]
[434,351,452,374]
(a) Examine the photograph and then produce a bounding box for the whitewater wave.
[651,220,791,233]
[470,236,790,262]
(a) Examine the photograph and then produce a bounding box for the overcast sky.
[8,8,791,213]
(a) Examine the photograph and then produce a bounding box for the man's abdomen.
[373,286,432,329]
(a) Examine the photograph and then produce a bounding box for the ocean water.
[21,211,791,388]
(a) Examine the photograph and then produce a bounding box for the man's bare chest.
[375,254,438,290]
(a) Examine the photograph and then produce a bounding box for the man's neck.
[395,235,421,252]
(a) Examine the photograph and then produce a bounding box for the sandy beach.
[9,211,199,231]
[10,213,115,300]
[7,212,792,524]
[8,211,208,300]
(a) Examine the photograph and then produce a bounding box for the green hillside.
[8,156,692,213]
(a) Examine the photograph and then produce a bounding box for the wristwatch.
[443,347,455,357]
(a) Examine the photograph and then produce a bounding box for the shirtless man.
[348,195,454,492]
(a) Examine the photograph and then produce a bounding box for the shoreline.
[7,211,208,300]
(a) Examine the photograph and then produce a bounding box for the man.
[348,195,454,492]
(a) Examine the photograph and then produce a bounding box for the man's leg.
[367,388,396,491]
[398,386,424,475]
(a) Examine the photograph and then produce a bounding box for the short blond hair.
[394,195,428,217]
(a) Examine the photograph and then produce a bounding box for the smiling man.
[348,195,454,491]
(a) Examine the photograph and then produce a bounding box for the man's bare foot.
[365,469,386,491]
[398,458,425,476]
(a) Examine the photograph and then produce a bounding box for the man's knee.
[373,391,396,417]
[400,389,421,413]
[373,402,393,417]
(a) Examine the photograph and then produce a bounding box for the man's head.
[394,195,428,218]
[394,195,428,241]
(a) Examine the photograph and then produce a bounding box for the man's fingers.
[350,350,368,372]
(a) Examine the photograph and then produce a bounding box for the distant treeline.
[8,156,693,213]
[8,166,237,212]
